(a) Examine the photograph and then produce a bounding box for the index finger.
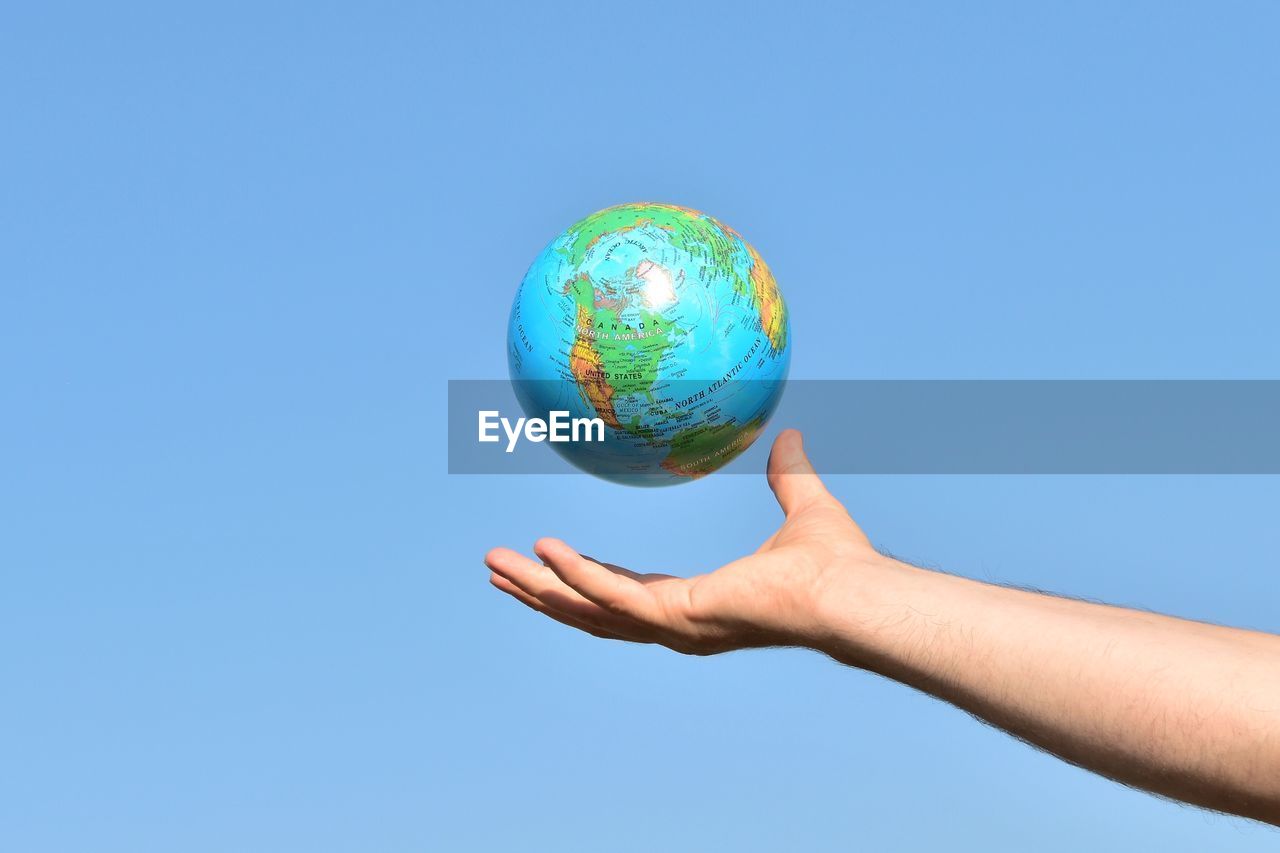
[534,538,658,623]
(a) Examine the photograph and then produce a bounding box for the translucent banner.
[447,380,1280,477]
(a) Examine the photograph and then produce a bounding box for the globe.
[507,202,791,486]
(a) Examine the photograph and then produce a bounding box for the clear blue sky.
[3,2,1278,850]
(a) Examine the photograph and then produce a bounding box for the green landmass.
[563,272,684,399]
[660,416,766,478]
[559,203,787,355]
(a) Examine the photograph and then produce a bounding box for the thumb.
[766,429,831,515]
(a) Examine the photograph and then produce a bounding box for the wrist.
[799,551,943,668]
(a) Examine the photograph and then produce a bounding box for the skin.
[486,429,1280,826]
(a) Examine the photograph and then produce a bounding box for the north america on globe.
[507,202,791,486]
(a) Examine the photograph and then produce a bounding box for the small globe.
[507,202,791,486]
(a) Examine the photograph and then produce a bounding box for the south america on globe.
[507,202,791,486]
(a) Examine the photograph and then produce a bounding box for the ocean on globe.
[507,202,791,486]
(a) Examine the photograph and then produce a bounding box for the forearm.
[805,556,1280,824]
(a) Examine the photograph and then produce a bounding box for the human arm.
[485,430,1280,824]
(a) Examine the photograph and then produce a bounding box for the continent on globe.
[507,202,791,486]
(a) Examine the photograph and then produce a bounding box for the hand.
[485,429,883,655]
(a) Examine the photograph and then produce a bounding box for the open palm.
[486,430,874,655]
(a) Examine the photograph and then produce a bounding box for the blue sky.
[2,2,1278,850]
